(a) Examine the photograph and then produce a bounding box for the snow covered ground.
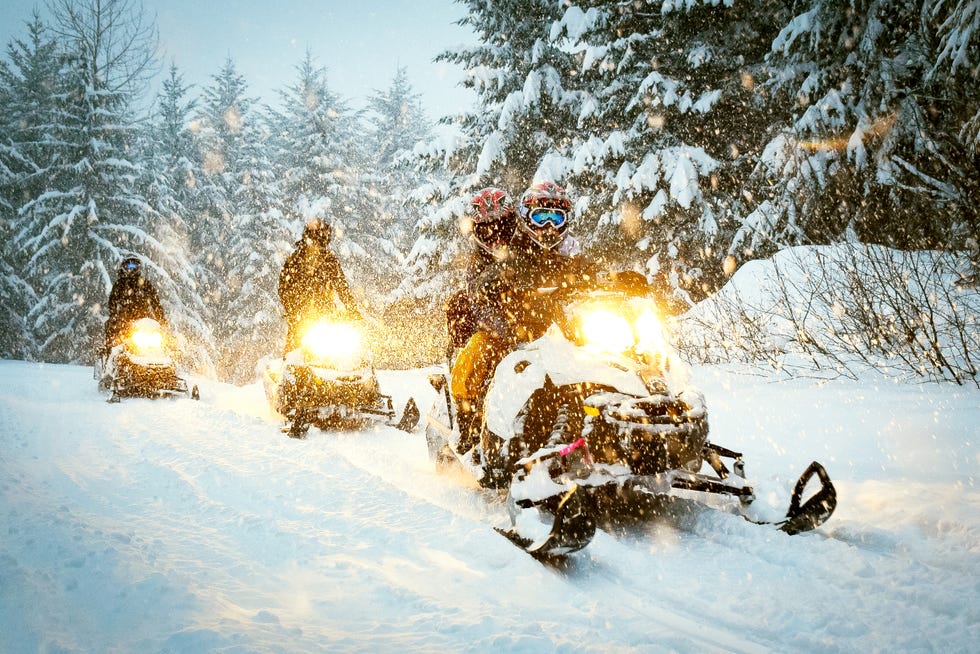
[1,358,977,653]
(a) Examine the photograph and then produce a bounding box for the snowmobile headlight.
[579,309,634,354]
[635,308,669,359]
[130,327,164,353]
[301,320,361,361]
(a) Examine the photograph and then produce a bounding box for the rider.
[451,182,596,452]
[104,256,167,352]
[278,218,361,354]
[447,187,519,448]
[512,180,582,258]
[446,187,518,355]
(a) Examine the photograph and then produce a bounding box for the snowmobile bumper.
[276,363,395,421]
[583,390,709,476]
[107,353,194,401]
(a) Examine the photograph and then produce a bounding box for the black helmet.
[119,256,141,277]
[303,218,332,246]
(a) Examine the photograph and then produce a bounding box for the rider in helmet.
[104,256,167,352]
[470,187,519,258]
[446,187,518,352]
[278,217,361,354]
[505,181,598,335]
[446,187,520,451]
[516,182,651,298]
[450,183,596,454]
[513,180,578,255]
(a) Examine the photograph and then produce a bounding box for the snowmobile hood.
[485,328,650,439]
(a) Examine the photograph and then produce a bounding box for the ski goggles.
[527,207,567,228]
[122,259,140,271]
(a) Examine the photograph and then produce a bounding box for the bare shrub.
[675,244,979,386]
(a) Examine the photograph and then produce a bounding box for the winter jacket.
[279,241,360,352]
[465,243,597,345]
[278,241,358,320]
[104,275,167,347]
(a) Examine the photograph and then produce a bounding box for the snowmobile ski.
[738,461,838,534]
[393,397,420,432]
[495,484,596,558]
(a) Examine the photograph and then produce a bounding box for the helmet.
[518,181,572,250]
[468,187,517,254]
[119,256,141,277]
[303,218,332,247]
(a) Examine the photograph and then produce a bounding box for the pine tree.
[437,0,582,189]
[924,0,979,283]
[366,67,433,271]
[543,0,792,304]
[759,0,979,251]
[196,58,284,381]
[266,52,364,227]
[0,13,56,359]
[266,53,392,312]
[139,64,217,375]
[13,0,159,363]
[364,67,446,364]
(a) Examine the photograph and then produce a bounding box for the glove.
[469,262,514,300]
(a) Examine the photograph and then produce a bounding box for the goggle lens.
[528,208,567,228]
[123,260,139,270]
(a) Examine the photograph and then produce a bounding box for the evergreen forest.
[2,0,977,382]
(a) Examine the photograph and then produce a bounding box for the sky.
[0,0,479,118]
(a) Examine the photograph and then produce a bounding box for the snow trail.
[1,360,978,652]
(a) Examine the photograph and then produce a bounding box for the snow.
[1,350,978,652]
[476,132,504,176]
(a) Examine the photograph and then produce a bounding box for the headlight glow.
[130,327,164,352]
[579,309,634,353]
[635,308,668,357]
[301,320,361,361]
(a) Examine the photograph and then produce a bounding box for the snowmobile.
[95,317,199,403]
[261,316,419,438]
[425,276,837,558]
